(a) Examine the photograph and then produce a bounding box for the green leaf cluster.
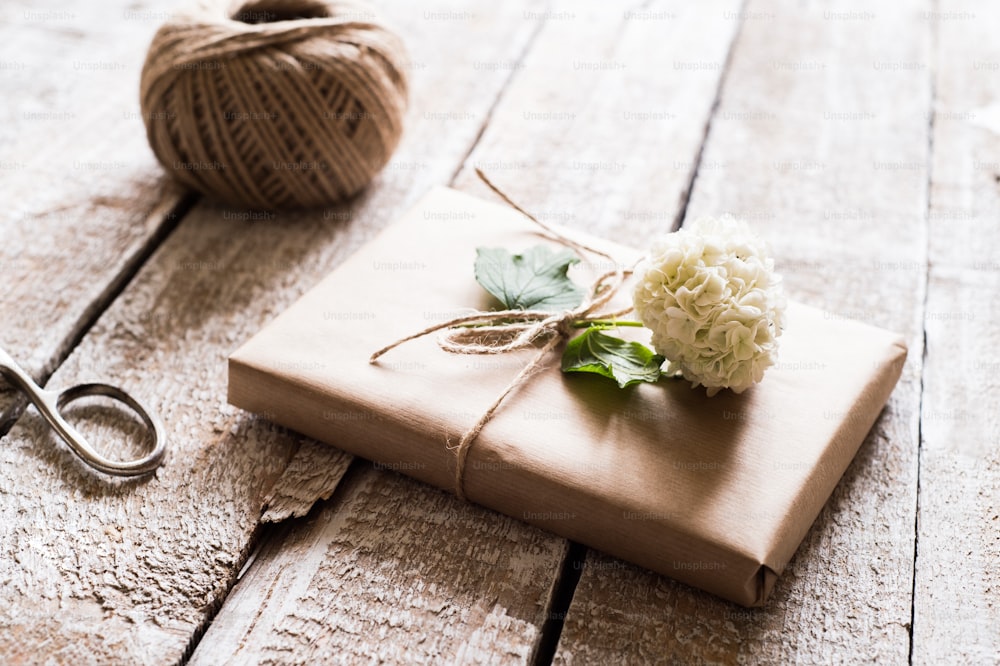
[474,245,664,388]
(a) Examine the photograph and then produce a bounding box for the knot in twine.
[370,171,634,501]
[140,0,408,209]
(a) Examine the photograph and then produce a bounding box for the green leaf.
[474,245,584,311]
[561,328,665,388]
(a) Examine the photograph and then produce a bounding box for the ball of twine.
[140,0,408,209]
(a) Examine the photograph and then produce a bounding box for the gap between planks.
[446,8,550,187]
[527,2,748,659]
[180,456,367,663]
[910,0,1000,660]
[671,0,749,231]
[0,191,195,442]
[907,5,938,662]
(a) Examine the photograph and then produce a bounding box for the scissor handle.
[36,382,167,477]
[0,347,166,477]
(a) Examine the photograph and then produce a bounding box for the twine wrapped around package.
[369,171,636,500]
[227,186,910,606]
[140,0,408,209]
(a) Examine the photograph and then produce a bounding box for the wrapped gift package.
[228,187,907,606]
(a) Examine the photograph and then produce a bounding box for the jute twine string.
[140,0,408,209]
[370,170,635,500]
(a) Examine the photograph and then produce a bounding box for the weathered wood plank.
[555,0,930,662]
[260,437,352,523]
[0,0,555,663]
[912,1,1000,662]
[453,0,742,237]
[0,0,187,424]
[195,463,568,664]
[0,3,191,659]
[196,0,743,662]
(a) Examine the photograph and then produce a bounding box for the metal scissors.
[0,346,166,476]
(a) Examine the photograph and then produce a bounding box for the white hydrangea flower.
[631,215,785,396]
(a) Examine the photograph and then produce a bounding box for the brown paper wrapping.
[228,187,907,607]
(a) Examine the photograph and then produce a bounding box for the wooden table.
[1,0,996,663]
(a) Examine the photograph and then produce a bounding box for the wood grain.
[0,0,557,662]
[454,0,743,238]
[555,0,931,662]
[6,0,987,663]
[198,0,743,662]
[0,0,186,426]
[0,2,189,659]
[912,0,1000,661]
[260,438,352,523]
[192,463,567,665]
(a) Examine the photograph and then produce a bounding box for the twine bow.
[370,170,635,500]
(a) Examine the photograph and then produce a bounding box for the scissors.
[0,345,166,476]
